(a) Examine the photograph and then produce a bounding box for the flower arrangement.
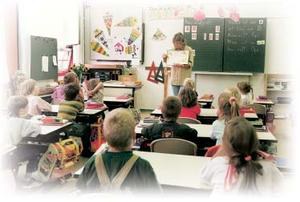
[70,64,88,82]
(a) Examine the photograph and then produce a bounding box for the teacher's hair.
[173,32,185,45]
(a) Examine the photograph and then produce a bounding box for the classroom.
[0,0,297,199]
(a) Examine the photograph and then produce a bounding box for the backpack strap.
[95,154,139,191]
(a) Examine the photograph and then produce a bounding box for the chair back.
[150,138,197,156]
[177,117,201,124]
[252,103,267,125]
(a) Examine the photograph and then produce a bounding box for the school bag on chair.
[90,117,106,153]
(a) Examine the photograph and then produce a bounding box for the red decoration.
[193,9,206,21]
[147,61,158,83]
[229,8,240,22]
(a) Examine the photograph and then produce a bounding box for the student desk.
[198,98,213,109]
[103,81,142,107]
[48,104,108,123]
[74,150,212,190]
[254,99,275,111]
[150,108,258,124]
[135,123,276,142]
[103,96,134,110]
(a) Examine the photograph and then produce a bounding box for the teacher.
[163,32,195,96]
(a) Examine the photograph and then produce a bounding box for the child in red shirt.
[178,87,201,120]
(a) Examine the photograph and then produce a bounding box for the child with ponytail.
[210,92,240,144]
[237,81,254,106]
[201,117,283,195]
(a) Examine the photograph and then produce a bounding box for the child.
[237,81,254,106]
[20,79,51,116]
[183,78,198,96]
[86,78,104,103]
[224,87,242,106]
[7,96,41,145]
[142,96,197,144]
[201,117,283,195]
[210,92,240,144]
[77,108,161,193]
[51,72,79,104]
[57,83,84,121]
[178,87,201,120]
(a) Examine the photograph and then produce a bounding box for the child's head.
[87,79,100,91]
[64,72,79,85]
[217,92,240,122]
[222,117,263,191]
[178,87,198,108]
[20,79,38,96]
[161,96,182,121]
[183,78,195,90]
[224,87,242,105]
[237,81,252,95]
[103,108,136,151]
[7,96,28,117]
[64,83,80,101]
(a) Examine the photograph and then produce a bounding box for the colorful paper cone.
[94,29,109,49]
[128,28,140,45]
[103,13,113,35]
[91,41,109,57]
[116,17,137,27]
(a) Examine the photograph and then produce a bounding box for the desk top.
[40,122,73,135]
[74,150,212,190]
[103,81,142,89]
[254,99,275,105]
[103,96,133,103]
[135,123,276,141]
[133,151,211,189]
[198,99,213,103]
[51,105,108,115]
[151,108,258,119]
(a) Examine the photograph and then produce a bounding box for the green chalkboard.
[31,36,58,81]
[184,18,224,72]
[223,18,266,73]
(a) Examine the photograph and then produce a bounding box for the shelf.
[267,89,292,92]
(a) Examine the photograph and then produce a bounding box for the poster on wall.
[89,6,143,61]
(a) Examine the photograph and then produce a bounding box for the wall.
[134,0,294,109]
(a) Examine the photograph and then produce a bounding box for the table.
[254,99,275,111]
[103,81,142,107]
[74,150,212,190]
[103,96,134,110]
[135,123,276,142]
[198,98,213,108]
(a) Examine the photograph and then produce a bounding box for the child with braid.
[201,117,283,195]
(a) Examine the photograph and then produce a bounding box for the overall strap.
[95,154,111,189]
[111,154,139,189]
[95,154,139,190]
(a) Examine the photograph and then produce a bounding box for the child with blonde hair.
[201,117,282,195]
[20,79,51,116]
[224,87,242,106]
[86,78,104,103]
[210,92,240,144]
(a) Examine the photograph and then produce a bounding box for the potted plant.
[70,64,88,82]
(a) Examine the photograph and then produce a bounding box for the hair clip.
[244,155,252,161]
[229,97,236,104]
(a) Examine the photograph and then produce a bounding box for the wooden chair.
[150,138,197,156]
[177,117,201,124]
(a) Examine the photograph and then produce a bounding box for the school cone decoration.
[94,29,109,49]
[91,41,109,57]
[193,8,206,21]
[128,28,141,45]
[229,8,240,22]
[116,17,138,27]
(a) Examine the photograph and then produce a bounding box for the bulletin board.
[87,6,143,62]
[30,36,58,81]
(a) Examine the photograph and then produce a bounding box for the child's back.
[58,83,84,121]
[87,79,104,103]
[178,87,201,119]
